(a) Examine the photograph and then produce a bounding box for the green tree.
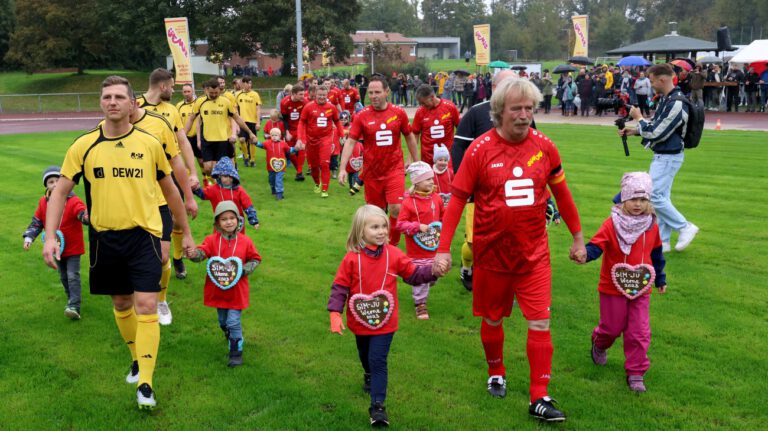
[421,0,487,51]
[0,0,15,69]
[357,0,421,35]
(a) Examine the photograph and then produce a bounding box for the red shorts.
[364,173,405,209]
[473,266,551,321]
[306,143,332,168]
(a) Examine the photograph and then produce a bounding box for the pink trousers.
[411,257,435,305]
[592,292,651,375]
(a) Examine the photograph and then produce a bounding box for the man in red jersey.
[280,84,308,181]
[340,79,360,115]
[433,78,586,423]
[297,86,343,197]
[338,77,418,246]
[412,84,460,165]
[324,79,344,112]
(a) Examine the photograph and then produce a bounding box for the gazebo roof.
[606,33,717,55]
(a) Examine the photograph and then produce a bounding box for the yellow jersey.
[235,90,262,123]
[132,111,181,206]
[193,95,235,142]
[61,125,172,238]
[176,99,198,138]
[136,96,185,133]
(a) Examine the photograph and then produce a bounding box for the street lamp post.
[368,43,374,75]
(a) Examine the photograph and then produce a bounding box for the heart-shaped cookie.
[206,256,243,290]
[41,230,65,256]
[270,157,286,172]
[349,290,395,330]
[611,263,655,300]
[413,221,442,251]
[349,156,363,172]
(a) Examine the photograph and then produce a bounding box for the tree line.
[1,0,766,74]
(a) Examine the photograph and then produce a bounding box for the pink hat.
[620,172,652,202]
[407,161,434,185]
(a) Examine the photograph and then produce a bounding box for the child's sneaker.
[662,242,671,253]
[64,307,81,320]
[295,173,305,181]
[415,303,429,320]
[157,301,172,326]
[368,402,389,427]
[529,396,566,422]
[363,373,371,393]
[275,192,284,201]
[591,340,607,365]
[627,375,646,392]
[486,375,506,398]
[137,383,156,410]
[228,338,243,367]
[125,360,139,384]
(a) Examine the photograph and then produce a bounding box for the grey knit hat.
[42,166,61,187]
[214,200,240,221]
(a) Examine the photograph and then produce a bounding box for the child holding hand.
[193,157,260,229]
[578,172,667,393]
[396,161,445,320]
[431,144,453,208]
[327,205,444,427]
[256,127,295,200]
[187,201,261,367]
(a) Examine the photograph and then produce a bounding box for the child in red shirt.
[344,138,364,196]
[188,201,261,367]
[579,172,667,393]
[256,127,296,201]
[262,109,285,144]
[431,144,453,208]
[193,157,260,229]
[327,205,441,427]
[396,161,444,319]
[23,166,89,319]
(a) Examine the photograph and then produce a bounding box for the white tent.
[729,39,768,63]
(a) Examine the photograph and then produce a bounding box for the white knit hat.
[433,144,450,162]
[407,161,434,185]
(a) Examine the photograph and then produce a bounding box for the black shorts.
[159,205,173,241]
[201,140,234,162]
[239,122,258,139]
[88,227,162,295]
[189,135,203,159]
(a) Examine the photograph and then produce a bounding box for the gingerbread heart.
[611,263,655,300]
[413,221,442,251]
[41,230,65,256]
[349,290,395,330]
[349,156,363,172]
[206,256,243,290]
[270,157,286,172]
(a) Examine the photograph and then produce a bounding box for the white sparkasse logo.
[504,166,534,207]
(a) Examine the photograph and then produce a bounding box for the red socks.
[527,329,553,401]
[388,216,400,245]
[481,320,505,376]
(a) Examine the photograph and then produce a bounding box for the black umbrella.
[552,64,577,74]
[454,69,470,76]
[511,65,528,71]
[568,56,594,65]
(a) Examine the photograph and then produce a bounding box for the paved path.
[1,109,766,135]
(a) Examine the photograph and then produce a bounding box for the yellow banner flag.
[571,15,589,57]
[164,17,194,85]
[473,24,491,66]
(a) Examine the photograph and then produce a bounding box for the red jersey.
[200,184,253,218]
[263,120,285,140]
[348,103,412,181]
[34,194,86,257]
[412,99,460,163]
[327,87,343,108]
[396,192,445,259]
[259,139,292,172]
[280,97,306,137]
[340,87,360,112]
[442,128,564,273]
[197,231,261,309]
[333,244,416,335]
[345,141,364,174]
[589,217,662,296]
[297,101,343,147]
[433,167,453,206]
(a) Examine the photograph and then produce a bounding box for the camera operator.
[618,63,699,253]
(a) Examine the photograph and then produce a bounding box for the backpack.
[669,94,705,149]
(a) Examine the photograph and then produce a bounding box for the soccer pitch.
[0,125,766,430]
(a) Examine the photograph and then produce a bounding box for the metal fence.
[0,89,285,114]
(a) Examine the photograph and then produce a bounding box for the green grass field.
[1,124,766,430]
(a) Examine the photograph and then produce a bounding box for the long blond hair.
[346,205,389,253]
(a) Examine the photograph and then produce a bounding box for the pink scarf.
[611,204,654,255]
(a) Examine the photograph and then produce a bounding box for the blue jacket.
[638,87,688,154]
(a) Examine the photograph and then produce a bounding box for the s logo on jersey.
[504,166,534,207]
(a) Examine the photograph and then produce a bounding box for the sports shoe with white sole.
[675,223,699,251]
[369,402,389,427]
[662,242,671,253]
[126,360,139,384]
[529,396,566,422]
[137,383,156,410]
[487,375,507,398]
[158,301,172,326]
[64,307,81,320]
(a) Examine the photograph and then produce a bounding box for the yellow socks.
[239,140,249,162]
[135,313,160,387]
[171,230,184,261]
[461,242,474,269]
[113,307,138,361]
[158,259,171,303]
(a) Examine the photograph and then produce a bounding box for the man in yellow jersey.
[218,76,241,165]
[177,83,202,167]
[235,76,262,167]
[137,69,200,284]
[129,107,194,326]
[43,76,194,411]
[185,78,257,176]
